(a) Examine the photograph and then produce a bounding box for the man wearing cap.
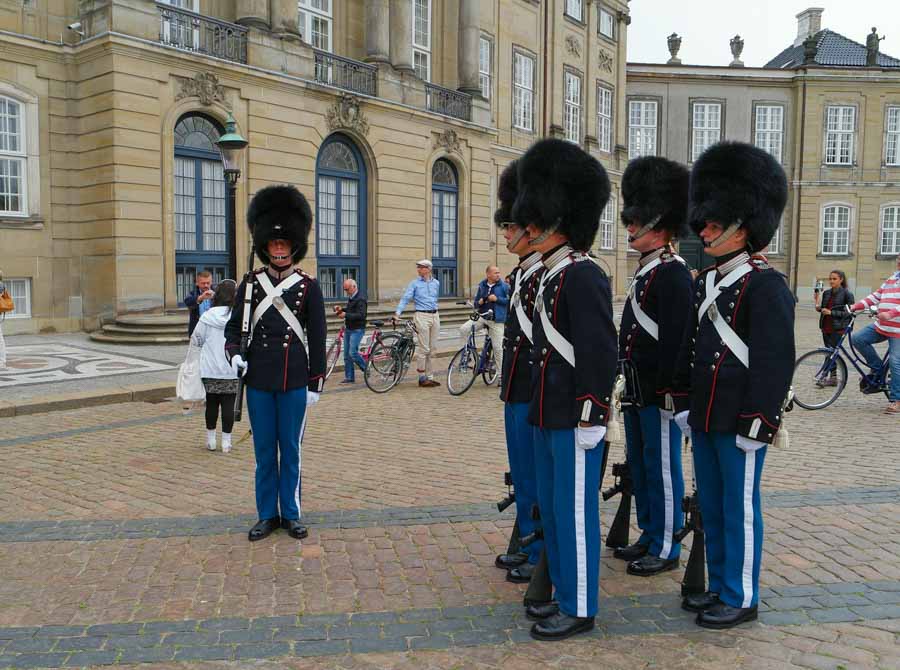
[673,141,794,629]
[395,260,441,387]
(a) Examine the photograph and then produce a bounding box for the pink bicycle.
[324,320,397,381]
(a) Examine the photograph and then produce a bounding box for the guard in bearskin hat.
[613,157,693,577]
[672,142,794,628]
[224,184,327,543]
[511,139,617,641]
[493,160,545,583]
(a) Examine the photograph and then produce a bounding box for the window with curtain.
[299,0,332,52]
[598,7,615,39]
[565,0,583,21]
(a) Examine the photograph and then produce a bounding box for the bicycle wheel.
[324,336,341,381]
[792,348,847,410]
[481,350,499,386]
[447,346,479,396]
[367,333,401,373]
[364,341,402,393]
[884,368,893,401]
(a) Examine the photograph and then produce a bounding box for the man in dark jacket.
[335,278,368,384]
[184,271,214,335]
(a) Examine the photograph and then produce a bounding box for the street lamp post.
[215,114,248,278]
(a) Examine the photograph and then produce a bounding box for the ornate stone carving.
[667,33,682,64]
[598,49,614,73]
[325,94,369,136]
[174,72,230,108]
[729,35,745,67]
[565,35,582,58]
[434,129,460,153]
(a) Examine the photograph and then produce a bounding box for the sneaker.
[221,432,232,454]
[825,376,838,387]
[206,429,217,451]
[339,378,355,384]
[885,401,900,414]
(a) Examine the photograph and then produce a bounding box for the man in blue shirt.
[395,259,441,387]
[459,265,509,376]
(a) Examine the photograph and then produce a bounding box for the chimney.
[794,8,824,47]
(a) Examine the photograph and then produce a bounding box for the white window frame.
[598,197,616,250]
[513,49,535,132]
[564,70,582,144]
[479,36,492,100]
[597,84,613,153]
[880,203,900,255]
[299,0,333,52]
[754,104,784,162]
[628,99,657,159]
[412,0,432,81]
[598,7,616,40]
[565,0,583,22]
[824,105,856,166]
[766,220,784,255]
[691,101,722,163]
[0,84,39,219]
[885,106,900,166]
[2,277,31,318]
[820,203,853,256]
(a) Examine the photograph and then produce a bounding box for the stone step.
[89,331,189,345]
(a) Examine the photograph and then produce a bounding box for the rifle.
[602,460,633,548]
[674,437,706,595]
[521,504,551,605]
[497,471,521,555]
[233,247,256,423]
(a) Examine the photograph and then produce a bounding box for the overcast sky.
[627,0,900,67]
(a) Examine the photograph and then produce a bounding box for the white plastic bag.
[176,343,205,402]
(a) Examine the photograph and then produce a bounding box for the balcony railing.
[425,83,472,122]
[157,3,248,64]
[314,50,377,97]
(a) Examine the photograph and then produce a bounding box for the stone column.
[389,0,414,73]
[457,0,481,95]
[270,0,301,40]
[365,0,390,63]
[235,0,269,30]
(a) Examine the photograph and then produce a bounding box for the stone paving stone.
[4,638,56,653]
[116,646,176,664]
[173,645,233,661]
[273,626,328,642]
[4,652,69,668]
[293,639,349,657]
[53,635,106,651]
[234,641,292,659]
[349,637,409,654]
[850,604,900,619]
[62,649,119,666]
[103,633,162,649]
[218,628,274,644]
[807,607,865,623]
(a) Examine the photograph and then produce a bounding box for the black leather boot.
[530,612,595,641]
[627,555,679,576]
[525,600,559,621]
[696,602,758,629]
[612,542,649,561]
[495,552,528,569]
[681,591,720,613]
[281,518,309,540]
[506,562,536,583]
[248,517,280,542]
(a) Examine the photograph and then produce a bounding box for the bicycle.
[446,304,500,396]
[793,307,892,410]
[364,318,418,393]
[324,320,402,381]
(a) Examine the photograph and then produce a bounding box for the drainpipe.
[790,75,807,297]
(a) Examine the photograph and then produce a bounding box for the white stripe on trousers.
[574,447,588,618]
[659,414,674,559]
[295,409,309,519]
[741,450,756,608]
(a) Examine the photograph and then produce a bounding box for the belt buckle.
[272,295,285,310]
[707,302,719,322]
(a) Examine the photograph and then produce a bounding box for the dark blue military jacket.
[618,249,694,407]
[672,254,795,443]
[225,267,327,394]
[501,253,543,404]
[528,246,618,429]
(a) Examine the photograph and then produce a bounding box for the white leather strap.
[626,255,687,342]
[512,262,543,344]
[240,277,253,335]
[536,257,575,367]
[253,272,307,349]
[699,264,753,368]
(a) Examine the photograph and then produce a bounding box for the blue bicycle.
[446,303,499,395]
[793,308,892,410]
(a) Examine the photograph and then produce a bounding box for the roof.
[765,29,900,69]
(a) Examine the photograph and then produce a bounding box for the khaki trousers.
[413,311,441,379]
[458,317,504,372]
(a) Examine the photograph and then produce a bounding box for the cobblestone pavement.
[1,309,898,669]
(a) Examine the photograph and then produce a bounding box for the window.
[691,102,721,162]
[821,205,851,255]
[412,0,431,81]
[0,96,26,216]
[881,205,900,255]
[513,50,535,132]
[1,277,31,318]
[755,104,784,162]
[597,85,613,152]
[299,0,332,51]
[598,7,615,39]
[565,0,583,22]
[824,105,855,165]
[767,221,784,255]
[628,100,657,159]
[479,37,492,100]
[598,198,615,250]
[431,160,458,297]
[886,106,900,166]
[564,71,582,144]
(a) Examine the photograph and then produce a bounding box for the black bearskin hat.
[511,138,610,251]
[493,160,519,226]
[621,156,690,238]
[688,142,787,252]
[247,184,312,265]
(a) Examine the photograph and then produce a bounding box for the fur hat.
[511,139,610,251]
[620,156,690,238]
[493,160,519,226]
[688,142,787,252]
[247,184,312,265]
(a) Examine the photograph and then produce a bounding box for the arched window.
[316,135,367,299]
[173,113,229,304]
[431,159,458,296]
[820,204,852,255]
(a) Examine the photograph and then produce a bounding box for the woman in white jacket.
[190,280,239,452]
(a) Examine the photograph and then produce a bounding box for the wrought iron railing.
[157,3,248,64]
[314,50,377,97]
[425,82,472,122]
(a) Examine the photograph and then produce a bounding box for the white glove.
[306,391,320,406]
[230,355,247,377]
[575,425,606,450]
[736,435,767,453]
[674,411,691,438]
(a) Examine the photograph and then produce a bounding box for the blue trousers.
[246,386,308,521]
[504,403,542,564]
[692,430,766,608]
[343,328,366,381]
[852,323,900,401]
[623,406,684,559]
[533,427,605,618]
